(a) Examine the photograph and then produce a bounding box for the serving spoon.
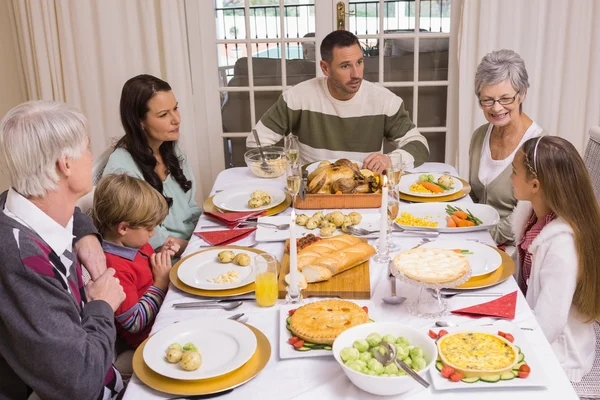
[382,274,407,305]
[373,342,430,388]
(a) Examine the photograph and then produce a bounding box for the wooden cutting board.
[277,238,371,300]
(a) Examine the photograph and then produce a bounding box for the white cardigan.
[512,201,595,382]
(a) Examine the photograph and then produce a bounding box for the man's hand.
[85,268,125,312]
[150,252,172,291]
[73,234,107,281]
[363,153,391,174]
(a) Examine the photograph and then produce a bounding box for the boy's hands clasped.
[151,251,173,291]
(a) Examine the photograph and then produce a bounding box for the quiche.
[437,332,518,377]
[289,300,369,345]
[392,248,470,284]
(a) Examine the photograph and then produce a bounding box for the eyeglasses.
[479,92,520,107]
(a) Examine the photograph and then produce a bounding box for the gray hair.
[474,49,530,97]
[0,100,88,197]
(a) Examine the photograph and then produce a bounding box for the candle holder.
[285,283,302,304]
[373,243,391,263]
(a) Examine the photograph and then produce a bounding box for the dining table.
[122,162,579,400]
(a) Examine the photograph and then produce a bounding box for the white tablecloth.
[123,163,578,400]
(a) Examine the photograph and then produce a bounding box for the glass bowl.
[244,146,286,178]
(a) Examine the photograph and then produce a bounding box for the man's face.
[320,44,364,100]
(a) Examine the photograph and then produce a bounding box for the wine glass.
[387,194,400,251]
[284,133,300,165]
[286,161,302,209]
[388,153,403,197]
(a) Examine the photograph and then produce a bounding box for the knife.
[299,169,308,200]
[167,388,234,399]
[173,297,256,308]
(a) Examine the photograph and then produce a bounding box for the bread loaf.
[313,242,376,275]
[297,234,362,271]
[301,265,333,283]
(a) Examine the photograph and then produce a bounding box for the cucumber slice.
[368,319,375,323]
[435,361,443,372]
[294,346,311,351]
[461,377,480,383]
[303,342,317,348]
[323,346,332,350]
[500,372,515,381]
[286,325,293,333]
[480,374,501,383]
[512,371,518,378]
[513,361,527,370]
[514,345,521,354]
[286,317,291,325]
[518,353,525,362]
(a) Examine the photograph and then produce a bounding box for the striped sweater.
[0,191,122,400]
[247,77,429,168]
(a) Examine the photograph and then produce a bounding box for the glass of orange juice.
[254,254,279,307]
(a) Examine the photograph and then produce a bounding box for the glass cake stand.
[389,265,472,318]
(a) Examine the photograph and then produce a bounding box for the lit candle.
[289,209,299,293]
[379,173,388,255]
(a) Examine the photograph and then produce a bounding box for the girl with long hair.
[511,135,600,382]
[103,74,201,255]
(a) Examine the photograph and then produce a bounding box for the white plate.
[429,321,549,390]
[395,203,500,233]
[419,239,502,277]
[177,249,257,290]
[279,300,372,360]
[304,159,362,175]
[255,211,381,242]
[143,318,257,381]
[399,173,463,197]
[212,187,286,212]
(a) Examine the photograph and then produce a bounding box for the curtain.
[449,0,600,176]
[9,0,215,202]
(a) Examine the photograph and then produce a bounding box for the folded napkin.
[451,291,517,320]
[204,211,265,229]
[194,228,256,246]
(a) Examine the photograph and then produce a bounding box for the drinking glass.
[388,153,403,197]
[284,133,300,165]
[387,194,400,250]
[254,253,279,307]
[286,162,302,209]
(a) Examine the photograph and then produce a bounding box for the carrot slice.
[446,216,457,228]
[452,211,468,220]
[418,181,444,193]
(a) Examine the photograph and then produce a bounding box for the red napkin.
[204,211,265,229]
[451,291,517,320]
[194,228,256,246]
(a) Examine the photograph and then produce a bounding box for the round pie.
[392,248,470,284]
[289,300,369,345]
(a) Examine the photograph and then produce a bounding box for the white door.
[187,0,452,172]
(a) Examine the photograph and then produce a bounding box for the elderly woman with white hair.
[469,49,547,246]
[0,101,126,400]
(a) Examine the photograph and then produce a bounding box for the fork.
[346,225,439,238]
[239,221,290,230]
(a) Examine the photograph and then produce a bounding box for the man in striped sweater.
[247,30,430,172]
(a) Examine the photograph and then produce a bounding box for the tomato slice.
[518,371,530,379]
[450,372,463,382]
[288,337,299,345]
[519,364,531,373]
[428,330,439,339]
[292,339,305,349]
[503,333,515,343]
[362,306,369,313]
[288,309,296,316]
[441,365,455,378]
[437,329,448,338]
[497,330,507,338]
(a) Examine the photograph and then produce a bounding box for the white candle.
[289,209,299,292]
[379,174,388,254]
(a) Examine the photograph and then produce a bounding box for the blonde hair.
[92,174,168,236]
[520,136,600,322]
[0,101,88,197]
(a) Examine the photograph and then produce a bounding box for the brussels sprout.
[382,334,396,344]
[397,368,407,376]
[412,357,427,371]
[402,357,412,367]
[365,369,378,376]
[367,359,385,374]
[366,333,382,347]
[427,174,435,181]
[359,351,373,363]
[409,347,424,360]
[340,347,360,362]
[167,343,182,351]
[353,339,369,352]
[183,342,198,352]
[394,344,407,359]
[396,336,410,347]
[418,174,429,182]
[372,345,387,357]
[384,363,399,374]
[354,360,367,369]
[346,361,363,373]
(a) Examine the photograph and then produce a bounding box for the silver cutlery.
[428,289,503,299]
[173,301,243,311]
[382,272,407,305]
[346,225,439,238]
[173,297,256,307]
[228,313,245,321]
[373,342,429,388]
[239,221,290,230]
[435,320,534,331]
[167,388,234,400]
[252,129,270,172]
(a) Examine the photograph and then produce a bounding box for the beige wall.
[0,1,27,192]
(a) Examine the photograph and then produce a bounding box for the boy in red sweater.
[92,174,179,349]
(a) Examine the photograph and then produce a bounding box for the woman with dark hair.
[103,74,201,255]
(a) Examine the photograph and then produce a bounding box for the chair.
[583,126,600,203]
[571,321,600,399]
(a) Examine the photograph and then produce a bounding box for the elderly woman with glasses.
[469,49,547,246]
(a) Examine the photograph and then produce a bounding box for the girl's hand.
[150,252,172,291]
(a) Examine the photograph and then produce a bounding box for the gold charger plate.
[133,323,271,396]
[170,246,267,297]
[202,193,292,216]
[453,245,515,289]
[399,175,472,203]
